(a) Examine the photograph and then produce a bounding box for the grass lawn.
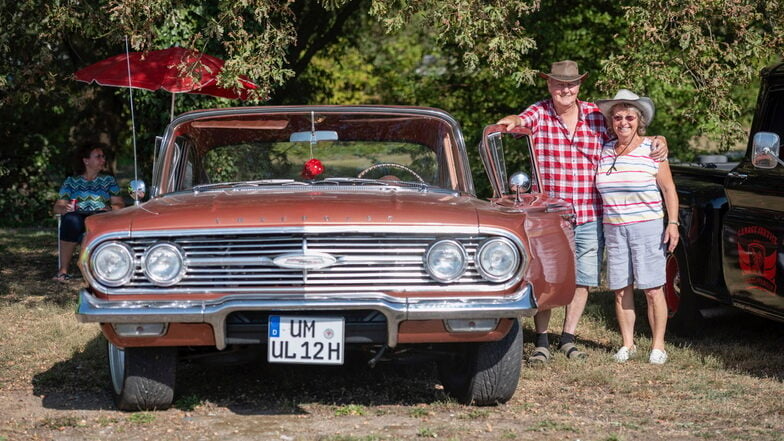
[1,227,782,440]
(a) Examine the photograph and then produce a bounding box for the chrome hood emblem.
[273,252,337,270]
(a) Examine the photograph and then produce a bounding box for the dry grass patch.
[0,228,783,441]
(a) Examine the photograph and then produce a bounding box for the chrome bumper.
[77,284,536,349]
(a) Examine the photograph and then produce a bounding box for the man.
[497,60,667,364]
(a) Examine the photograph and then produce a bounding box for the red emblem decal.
[737,226,777,293]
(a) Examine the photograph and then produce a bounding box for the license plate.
[267,315,345,365]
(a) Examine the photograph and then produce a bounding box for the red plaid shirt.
[519,99,610,225]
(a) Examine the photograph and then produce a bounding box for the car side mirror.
[509,172,531,203]
[129,180,146,206]
[751,132,784,169]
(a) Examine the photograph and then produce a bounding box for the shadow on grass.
[585,289,784,381]
[178,353,444,416]
[32,335,114,410]
[33,336,446,413]
[0,228,82,307]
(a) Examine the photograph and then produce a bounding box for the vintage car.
[75,105,576,410]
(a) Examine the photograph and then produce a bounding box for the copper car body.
[75,106,576,409]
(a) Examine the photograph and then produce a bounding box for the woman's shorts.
[604,219,666,290]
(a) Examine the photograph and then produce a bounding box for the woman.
[595,90,679,364]
[52,143,123,282]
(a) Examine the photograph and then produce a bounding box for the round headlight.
[424,240,467,283]
[90,241,135,287]
[476,238,520,282]
[142,242,186,287]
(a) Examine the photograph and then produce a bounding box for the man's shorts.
[604,219,666,290]
[574,220,604,287]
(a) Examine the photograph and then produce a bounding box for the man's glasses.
[612,115,637,122]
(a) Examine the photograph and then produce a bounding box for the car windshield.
[157,109,470,194]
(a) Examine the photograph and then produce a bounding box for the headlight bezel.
[90,241,136,287]
[142,242,187,287]
[424,239,468,283]
[476,237,521,283]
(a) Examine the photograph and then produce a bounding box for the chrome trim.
[77,283,536,350]
[81,226,529,295]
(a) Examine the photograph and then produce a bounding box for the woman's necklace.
[614,133,637,157]
[606,134,637,175]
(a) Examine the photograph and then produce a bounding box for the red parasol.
[74,46,257,119]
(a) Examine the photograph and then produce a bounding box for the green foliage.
[601,0,782,148]
[2,0,783,224]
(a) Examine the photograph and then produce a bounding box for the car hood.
[89,189,490,234]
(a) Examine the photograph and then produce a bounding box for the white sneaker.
[649,349,668,364]
[613,345,637,363]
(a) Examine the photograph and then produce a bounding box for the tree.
[1,0,782,224]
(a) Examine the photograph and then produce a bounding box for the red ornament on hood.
[301,158,324,179]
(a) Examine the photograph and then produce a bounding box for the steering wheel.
[357,162,426,183]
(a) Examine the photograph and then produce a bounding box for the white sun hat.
[596,89,655,124]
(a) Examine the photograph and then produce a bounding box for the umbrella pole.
[170,93,175,122]
[125,36,140,206]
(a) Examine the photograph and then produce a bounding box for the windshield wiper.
[316,177,450,192]
[316,177,393,186]
[193,179,308,192]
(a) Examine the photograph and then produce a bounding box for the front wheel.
[107,342,176,411]
[437,319,523,405]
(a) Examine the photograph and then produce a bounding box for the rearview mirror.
[751,132,784,169]
[289,130,339,143]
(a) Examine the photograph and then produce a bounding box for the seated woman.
[52,143,124,282]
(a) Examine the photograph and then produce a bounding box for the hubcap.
[107,342,126,395]
[664,254,681,317]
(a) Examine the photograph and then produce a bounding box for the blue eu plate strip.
[269,315,280,338]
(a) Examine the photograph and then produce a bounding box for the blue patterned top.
[58,174,121,211]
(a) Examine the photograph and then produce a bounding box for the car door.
[722,69,784,318]
[479,124,576,310]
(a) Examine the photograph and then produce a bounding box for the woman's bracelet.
[668,221,679,226]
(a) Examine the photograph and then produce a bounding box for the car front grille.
[100,231,517,294]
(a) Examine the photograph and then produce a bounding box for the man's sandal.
[528,346,551,366]
[52,273,72,283]
[559,343,588,360]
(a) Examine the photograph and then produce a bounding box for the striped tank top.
[595,137,664,225]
